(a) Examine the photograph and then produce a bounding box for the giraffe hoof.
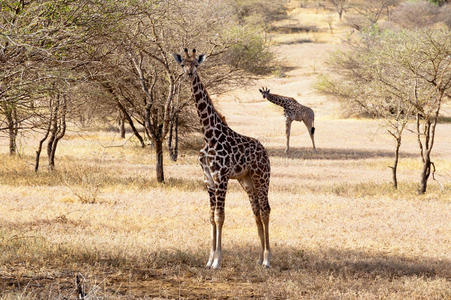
[206,259,214,269]
[261,260,270,268]
[262,251,271,268]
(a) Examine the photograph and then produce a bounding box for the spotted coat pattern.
[174,49,271,269]
[259,87,316,152]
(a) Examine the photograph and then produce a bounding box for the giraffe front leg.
[211,206,224,269]
[285,118,292,154]
[206,188,216,268]
[211,179,228,269]
[200,150,217,268]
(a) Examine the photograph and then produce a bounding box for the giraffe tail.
[311,127,315,135]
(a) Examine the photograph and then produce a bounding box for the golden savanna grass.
[1,5,450,299]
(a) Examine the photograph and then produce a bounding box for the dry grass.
[1,4,451,299]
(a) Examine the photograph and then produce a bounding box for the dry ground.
[1,5,450,300]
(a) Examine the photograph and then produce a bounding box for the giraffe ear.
[173,53,183,65]
[197,54,206,64]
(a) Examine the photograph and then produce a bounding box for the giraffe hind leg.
[239,175,265,265]
[258,191,271,268]
[303,119,316,151]
[310,127,316,151]
[247,173,271,268]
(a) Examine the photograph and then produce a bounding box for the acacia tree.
[318,31,414,188]
[80,0,275,183]
[0,0,95,156]
[327,0,349,20]
[0,0,40,155]
[34,82,71,171]
[345,0,399,30]
[319,28,450,192]
[400,30,451,193]
[391,0,441,29]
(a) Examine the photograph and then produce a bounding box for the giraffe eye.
[181,64,185,67]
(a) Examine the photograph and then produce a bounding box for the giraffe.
[259,87,316,152]
[173,48,271,269]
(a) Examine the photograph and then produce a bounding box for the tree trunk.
[119,116,125,139]
[155,138,164,183]
[391,138,401,189]
[35,100,55,172]
[47,110,58,170]
[419,157,431,194]
[35,122,52,172]
[8,123,17,155]
[35,134,48,172]
[417,115,439,194]
[118,109,125,139]
[101,83,146,147]
[117,102,145,147]
[47,94,67,171]
[6,105,18,155]
[168,114,178,162]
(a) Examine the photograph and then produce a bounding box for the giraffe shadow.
[3,242,449,297]
[267,147,417,160]
[110,245,449,282]
[212,245,450,282]
[263,246,450,279]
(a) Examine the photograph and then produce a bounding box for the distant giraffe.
[259,87,316,152]
[173,49,271,269]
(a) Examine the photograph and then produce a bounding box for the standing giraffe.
[173,49,271,269]
[259,87,316,152]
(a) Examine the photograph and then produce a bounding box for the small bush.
[224,25,274,75]
[228,0,288,26]
[438,4,451,28]
[391,0,440,29]
[61,166,103,204]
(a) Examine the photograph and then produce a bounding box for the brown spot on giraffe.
[259,87,316,153]
[173,48,271,269]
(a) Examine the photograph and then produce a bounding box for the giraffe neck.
[191,73,225,135]
[266,93,291,108]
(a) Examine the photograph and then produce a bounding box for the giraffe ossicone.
[259,87,316,153]
[173,49,271,269]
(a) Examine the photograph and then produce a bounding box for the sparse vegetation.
[1,0,277,182]
[317,17,450,193]
[1,1,450,298]
[327,0,349,20]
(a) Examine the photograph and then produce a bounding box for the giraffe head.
[173,48,206,79]
[259,87,270,99]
